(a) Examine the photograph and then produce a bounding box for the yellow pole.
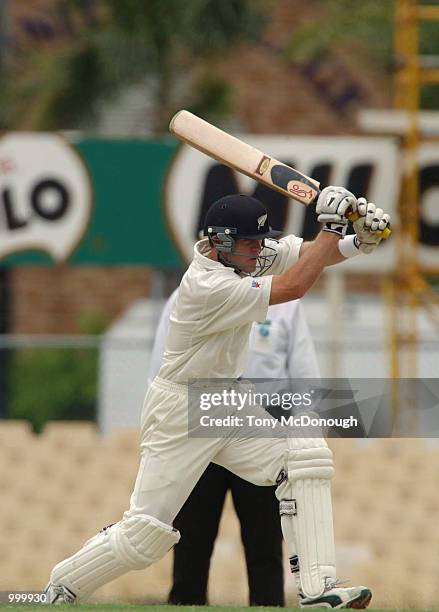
[393,0,420,384]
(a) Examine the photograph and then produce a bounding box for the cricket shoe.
[43,583,76,604]
[299,578,372,609]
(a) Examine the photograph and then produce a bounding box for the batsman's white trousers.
[127,377,288,524]
[49,376,335,601]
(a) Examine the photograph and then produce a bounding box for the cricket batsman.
[44,189,390,608]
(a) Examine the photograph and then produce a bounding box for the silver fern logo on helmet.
[257,213,267,230]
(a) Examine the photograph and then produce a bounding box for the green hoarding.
[1,137,182,267]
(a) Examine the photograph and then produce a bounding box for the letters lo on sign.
[0,133,92,262]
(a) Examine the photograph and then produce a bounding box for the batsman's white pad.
[277,437,336,599]
[50,514,180,601]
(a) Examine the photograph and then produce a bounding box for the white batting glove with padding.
[316,186,357,237]
[353,198,391,254]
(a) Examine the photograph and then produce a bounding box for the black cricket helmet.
[204,194,281,242]
[203,194,281,275]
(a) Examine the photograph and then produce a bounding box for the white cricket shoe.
[299,578,372,609]
[43,583,76,605]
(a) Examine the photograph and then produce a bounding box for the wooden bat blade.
[169,110,391,240]
[169,110,320,205]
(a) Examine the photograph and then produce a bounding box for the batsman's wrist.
[322,222,347,237]
[338,234,360,258]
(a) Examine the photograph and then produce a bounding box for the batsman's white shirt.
[158,235,302,383]
[147,291,320,387]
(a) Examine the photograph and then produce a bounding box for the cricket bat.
[169,110,391,239]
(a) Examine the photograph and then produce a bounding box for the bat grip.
[346,210,392,240]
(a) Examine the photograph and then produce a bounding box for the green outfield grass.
[0,606,414,612]
[0,607,303,612]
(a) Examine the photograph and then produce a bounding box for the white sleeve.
[286,301,320,378]
[200,274,272,333]
[262,234,303,276]
[146,290,178,386]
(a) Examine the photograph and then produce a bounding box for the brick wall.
[9,267,152,334]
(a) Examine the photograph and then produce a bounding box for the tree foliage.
[0,0,268,132]
[287,0,394,68]
[7,346,98,433]
[286,0,439,110]
[7,313,106,433]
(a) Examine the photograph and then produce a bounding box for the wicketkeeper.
[45,188,390,609]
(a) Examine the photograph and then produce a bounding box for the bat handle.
[346,210,392,240]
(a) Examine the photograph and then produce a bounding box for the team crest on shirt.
[257,213,267,229]
[258,319,271,337]
[251,280,261,289]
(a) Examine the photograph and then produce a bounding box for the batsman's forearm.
[269,232,340,305]
[299,232,347,265]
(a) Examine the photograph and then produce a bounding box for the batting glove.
[353,198,391,254]
[316,186,357,237]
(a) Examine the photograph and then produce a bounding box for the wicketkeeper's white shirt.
[157,235,302,383]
